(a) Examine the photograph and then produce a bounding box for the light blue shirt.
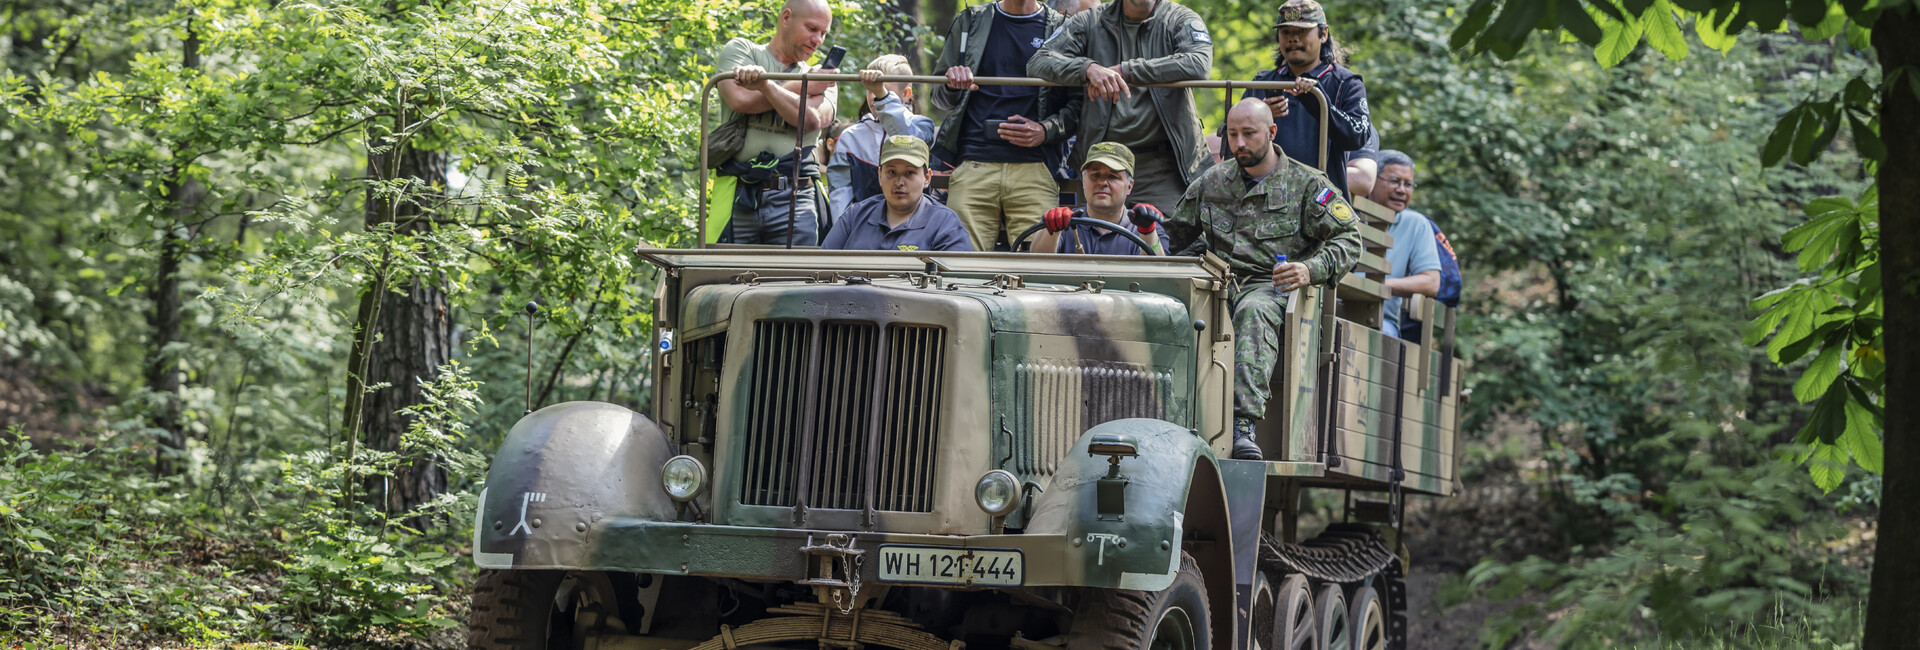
[1381,208,1440,338]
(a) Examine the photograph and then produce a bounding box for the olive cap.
[1274,0,1325,28]
[1080,142,1136,174]
[879,135,930,168]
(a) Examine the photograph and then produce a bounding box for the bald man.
[709,0,840,246]
[1168,98,1361,460]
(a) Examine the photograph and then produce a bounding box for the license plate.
[877,545,1023,586]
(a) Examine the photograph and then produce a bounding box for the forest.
[0,0,1906,647]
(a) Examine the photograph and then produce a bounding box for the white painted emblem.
[1085,533,1123,565]
[508,491,547,535]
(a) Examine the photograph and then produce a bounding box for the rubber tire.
[1346,585,1387,650]
[467,569,564,650]
[1274,574,1316,650]
[1066,552,1210,650]
[1312,584,1348,650]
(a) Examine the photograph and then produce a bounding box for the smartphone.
[984,119,1009,142]
[820,45,848,70]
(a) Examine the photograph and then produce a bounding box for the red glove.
[1129,203,1164,234]
[1043,206,1076,233]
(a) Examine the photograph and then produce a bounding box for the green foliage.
[1444,0,1888,495]
[272,363,483,641]
[1464,423,1867,648]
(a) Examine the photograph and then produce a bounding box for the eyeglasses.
[1380,177,1418,190]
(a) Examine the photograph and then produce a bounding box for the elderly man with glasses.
[1366,150,1441,339]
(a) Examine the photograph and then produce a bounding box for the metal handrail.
[696,71,1332,246]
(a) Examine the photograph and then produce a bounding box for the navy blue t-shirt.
[958,5,1048,164]
[1049,216,1172,256]
[821,195,975,252]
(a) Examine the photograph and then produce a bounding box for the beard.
[1233,143,1269,169]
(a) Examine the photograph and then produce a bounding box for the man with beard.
[1236,0,1372,196]
[1169,98,1361,460]
[822,136,974,252]
[1026,0,1214,214]
[1031,142,1171,255]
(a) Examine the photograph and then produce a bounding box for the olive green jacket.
[1025,0,1214,184]
[929,3,1080,170]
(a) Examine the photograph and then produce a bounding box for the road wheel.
[468,570,624,650]
[1346,585,1386,650]
[1067,552,1210,650]
[1312,584,1348,650]
[1273,574,1315,650]
[1250,572,1276,650]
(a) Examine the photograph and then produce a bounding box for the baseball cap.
[1080,142,1136,174]
[879,135,929,168]
[1273,0,1325,28]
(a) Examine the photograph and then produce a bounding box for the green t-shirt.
[1103,21,1167,150]
[715,38,821,162]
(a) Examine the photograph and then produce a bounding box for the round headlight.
[661,455,707,502]
[975,470,1020,517]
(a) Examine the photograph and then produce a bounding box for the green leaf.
[1741,0,1790,30]
[1841,396,1883,473]
[1849,113,1884,161]
[1789,0,1828,27]
[1643,0,1689,59]
[1799,2,1850,40]
[1790,102,1835,165]
[1761,105,1804,167]
[1847,22,1873,50]
[1595,12,1647,67]
[1490,0,1551,42]
[1558,0,1606,44]
[1801,443,1848,493]
[1451,0,1499,49]
[1792,344,1844,403]
[1800,385,1850,445]
[1694,9,1739,52]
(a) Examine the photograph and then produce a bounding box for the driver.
[1031,142,1170,255]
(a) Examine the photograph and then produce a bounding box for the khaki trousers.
[948,161,1059,251]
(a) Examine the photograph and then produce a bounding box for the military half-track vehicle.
[466,73,1464,650]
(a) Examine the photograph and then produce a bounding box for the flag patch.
[1314,188,1335,205]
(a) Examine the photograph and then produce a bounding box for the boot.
[1230,418,1264,460]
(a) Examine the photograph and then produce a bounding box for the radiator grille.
[740,320,945,513]
[875,326,945,512]
[741,321,808,507]
[806,323,880,509]
[1007,358,1172,478]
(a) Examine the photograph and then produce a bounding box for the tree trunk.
[341,123,452,521]
[888,0,922,71]
[1867,12,1919,650]
[148,24,201,476]
[925,0,957,47]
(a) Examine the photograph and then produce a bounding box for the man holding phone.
[932,0,1081,251]
[710,0,840,246]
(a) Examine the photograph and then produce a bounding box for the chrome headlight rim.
[974,469,1021,517]
[661,455,707,502]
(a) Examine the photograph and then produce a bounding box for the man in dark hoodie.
[1027,0,1214,217]
[932,0,1082,251]
[1237,0,1374,196]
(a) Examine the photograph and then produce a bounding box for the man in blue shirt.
[1237,0,1372,196]
[1369,150,1439,338]
[822,136,975,252]
[1032,142,1170,255]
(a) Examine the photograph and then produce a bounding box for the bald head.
[1223,97,1278,169]
[784,0,830,20]
[775,0,832,65]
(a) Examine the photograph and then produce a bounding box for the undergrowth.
[0,364,485,647]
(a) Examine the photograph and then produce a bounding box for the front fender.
[472,401,678,569]
[1025,418,1221,591]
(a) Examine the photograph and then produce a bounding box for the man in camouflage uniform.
[1168,98,1361,460]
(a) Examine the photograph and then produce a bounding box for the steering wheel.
[1012,214,1156,254]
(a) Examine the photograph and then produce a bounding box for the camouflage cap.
[879,135,929,168]
[1273,0,1325,28]
[1080,142,1136,174]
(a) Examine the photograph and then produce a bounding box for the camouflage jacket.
[1167,146,1361,285]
